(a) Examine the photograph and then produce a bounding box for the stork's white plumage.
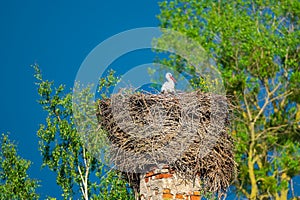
[161,72,176,93]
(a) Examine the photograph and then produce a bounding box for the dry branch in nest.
[97,90,236,195]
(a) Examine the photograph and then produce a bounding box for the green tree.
[33,64,134,200]
[0,133,39,199]
[157,0,300,199]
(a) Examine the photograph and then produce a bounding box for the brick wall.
[139,166,201,200]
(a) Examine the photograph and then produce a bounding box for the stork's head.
[166,72,176,83]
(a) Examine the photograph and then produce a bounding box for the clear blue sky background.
[0,0,162,198]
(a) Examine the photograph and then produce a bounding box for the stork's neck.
[166,76,174,83]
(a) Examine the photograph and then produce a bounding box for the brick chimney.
[138,166,201,200]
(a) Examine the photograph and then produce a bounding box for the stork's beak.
[170,75,176,83]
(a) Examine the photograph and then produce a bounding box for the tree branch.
[256,124,289,139]
[78,148,89,200]
[78,165,86,199]
[243,93,253,122]
[253,82,281,124]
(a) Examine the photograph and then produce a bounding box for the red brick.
[155,173,173,179]
[176,193,184,199]
[145,171,154,177]
[163,193,173,199]
[163,188,171,194]
[190,195,201,200]
[163,173,173,178]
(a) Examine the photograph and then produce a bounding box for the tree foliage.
[0,133,39,199]
[157,0,300,199]
[33,64,134,200]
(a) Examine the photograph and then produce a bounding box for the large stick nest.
[97,90,236,195]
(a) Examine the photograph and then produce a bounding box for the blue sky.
[0,0,160,198]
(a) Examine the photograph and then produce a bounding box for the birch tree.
[33,65,134,200]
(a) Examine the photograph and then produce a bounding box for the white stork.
[161,72,176,93]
